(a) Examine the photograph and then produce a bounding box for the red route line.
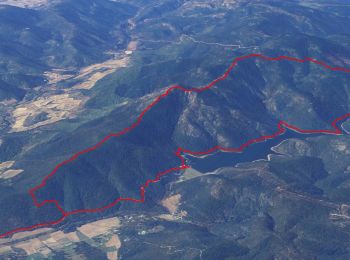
[1,53,350,239]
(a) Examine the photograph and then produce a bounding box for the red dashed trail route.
[2,53,350,238]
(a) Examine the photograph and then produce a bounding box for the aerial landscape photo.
[0,0,350,259]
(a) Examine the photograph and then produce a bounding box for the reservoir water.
[186,130,322,173]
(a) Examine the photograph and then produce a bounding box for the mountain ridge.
[2,53,350,238]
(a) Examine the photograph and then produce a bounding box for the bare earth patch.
[0,169,23,179]
[125,41,137,55]
[160,194,187,221]
[161,194,182,214]
[11,93,84,132]
[44,70,74,85]
[77,217,120,238]
[106,234,122,260]
[0,161,14,170]
[73,57,129,90]
[0,161,24,180]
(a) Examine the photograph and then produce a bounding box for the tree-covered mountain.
[1,0,350,259]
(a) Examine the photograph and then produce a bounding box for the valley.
[1,0,350,258]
